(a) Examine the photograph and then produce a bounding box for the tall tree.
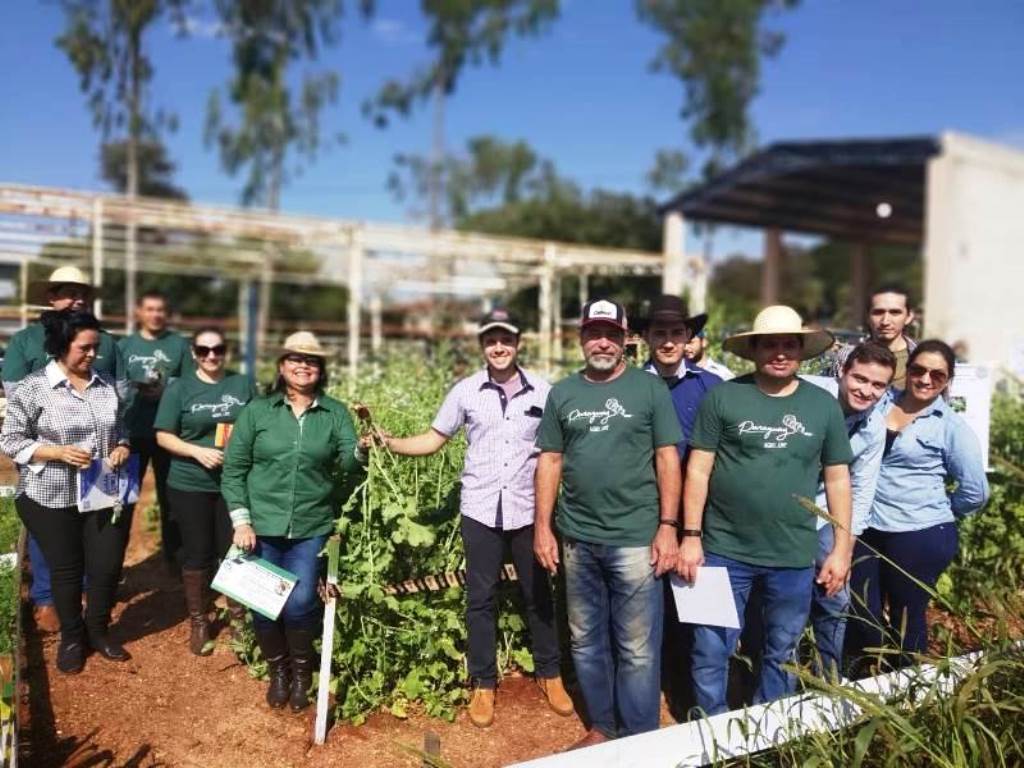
[637,0,798,176]
[101,138,188,200]
[56,0,182,327]
[365,0,560,228]
[204,0,371,210]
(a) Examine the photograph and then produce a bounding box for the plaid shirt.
[0,361,126,508]
[432,367,550,530]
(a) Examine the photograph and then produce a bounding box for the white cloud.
[370,17,418,46]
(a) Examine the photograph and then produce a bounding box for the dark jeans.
[250,534,328,631]
[136,436,180,562]
[28,533,53,605]
[692,552,814,716]
[167,487,233,571]
[17,494,132,641]
[461,516,560,688]
[846,523,958,671]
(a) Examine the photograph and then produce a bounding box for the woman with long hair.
[154,327,258,655]
[221,331,366,711]
[0,310,133,673]
[846,339,989,673]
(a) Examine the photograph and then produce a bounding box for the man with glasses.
[118,290,193,570]
[535,299,683,748]
[373,309,570,729]
[2,266,124,633]
[831,284,917,389]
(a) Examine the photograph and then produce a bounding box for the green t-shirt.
[690,375,854,568]
[536,366,683,547]
[118,330,194,439]
[153,370,259,493]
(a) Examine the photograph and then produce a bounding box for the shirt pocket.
[911,435,945,472]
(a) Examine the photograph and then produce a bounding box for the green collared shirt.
[221,391,366,539]
[2,322,123,392]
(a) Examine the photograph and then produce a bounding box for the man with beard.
[831,284,917,389]
[683,328,735,381]
[378,309,570,729]
[534,299,682,747]
[678,305,854,716]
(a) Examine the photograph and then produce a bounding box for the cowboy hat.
[279,331,328,359]
[30,266,94,305]
[638,294,708,336]
[723,305,834,361]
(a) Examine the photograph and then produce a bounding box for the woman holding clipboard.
[221,331,366,712]
[154,327,258,656]
[0,310,132,674]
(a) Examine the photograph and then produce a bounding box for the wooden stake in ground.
[314,536,341,745]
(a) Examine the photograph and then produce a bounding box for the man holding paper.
[677,306,854,716]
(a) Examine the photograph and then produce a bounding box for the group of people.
[0,267,989,743]
[369,285,987,749]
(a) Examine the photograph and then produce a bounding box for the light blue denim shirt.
[802,376,885,535]
[869,392,989,532]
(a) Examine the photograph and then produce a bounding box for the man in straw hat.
[535,299,683,747]
[2,266,124,634]
[371,309,570,729]
[677,305,854,715]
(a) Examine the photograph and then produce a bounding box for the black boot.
[255,623,291,709]
[56,630,88,674]
[285,626,317,713]
[182,569,212,656]
[86,628,131,661]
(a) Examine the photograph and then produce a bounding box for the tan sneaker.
[537,676,574,716]
[33,604,60,634]
[468,687,495,728]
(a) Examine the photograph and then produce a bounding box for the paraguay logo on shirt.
[191,394,246,419]
[567,398,634,433]
[737,413,813,449]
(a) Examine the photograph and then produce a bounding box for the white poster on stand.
[949,364,992,470]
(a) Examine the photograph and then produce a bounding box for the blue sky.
[2,1,1023,257]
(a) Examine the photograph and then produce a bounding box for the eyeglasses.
[283,354,322,367]
[193,344,226,358]
[907,363,949,384]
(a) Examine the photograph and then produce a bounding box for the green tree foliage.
[637,0,799,175]
[363,0,560,127]
[204,0,370,209]
[100,139,188,200]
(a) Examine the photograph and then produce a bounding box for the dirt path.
[18,479,591,768]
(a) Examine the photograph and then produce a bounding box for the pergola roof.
[660,136,941,246]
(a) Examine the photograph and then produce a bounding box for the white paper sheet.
[670,568,740,629]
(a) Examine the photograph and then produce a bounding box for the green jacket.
[221,391,366,539]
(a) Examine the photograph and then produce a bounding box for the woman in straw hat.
[2,266,124,636]
[220,331,366,712]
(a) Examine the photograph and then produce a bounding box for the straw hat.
[723,305,834,361]
[279,330,328,358]
[31,266,94,304]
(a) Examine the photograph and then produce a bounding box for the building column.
[761,227,783,306]
[91,198,104,319]
[538,245,555,374]
[662,210,685,295]
[347,231,364,380]
[370,293,383,357]
[850,243,869,327]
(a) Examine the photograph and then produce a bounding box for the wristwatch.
[681,529,703,538]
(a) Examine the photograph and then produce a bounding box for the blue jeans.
[691,552,814,716]
[250,534,328,631]
[810,526,850,681]
[563,539,663,738]
[28,534,53,605]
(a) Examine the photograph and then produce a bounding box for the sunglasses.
[907,363,949,384]
[194,344,226,358]
[283,354,322,367]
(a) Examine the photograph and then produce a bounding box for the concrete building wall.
[924,132,1024,369]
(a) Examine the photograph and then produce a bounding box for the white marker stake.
[314,537,340,745]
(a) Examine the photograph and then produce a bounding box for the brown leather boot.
[468,687,495,728]
[537,675,574,716]
[225,598,248,639]
[182,569,212,656]
[33,604,60,634]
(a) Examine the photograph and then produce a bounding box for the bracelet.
[658,519,680,529]
[681,529,702,538]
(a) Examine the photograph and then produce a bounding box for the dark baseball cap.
[580,299,628,331]
[477,308,521,336]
